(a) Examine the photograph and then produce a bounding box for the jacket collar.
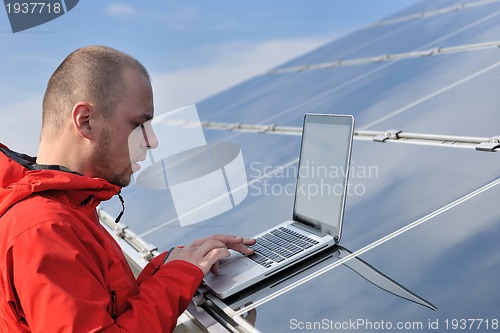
[0,144,121,217]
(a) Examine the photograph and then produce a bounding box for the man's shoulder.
[0,191,93,242]
[4,190,75,217]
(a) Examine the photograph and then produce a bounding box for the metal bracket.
[373,130,402,143]
[227,123,241,131]
[140,243,158,261]
[258,124,277,133]
[110,222,129,238]
[475,136,500,152]
[116,225,158,261]
[192,291,207,306]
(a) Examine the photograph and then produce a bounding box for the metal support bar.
[172,119,497,152]
[369,0,500,28]
[98,209,159,262]
[264,40,500,76]
[365,130,499,151]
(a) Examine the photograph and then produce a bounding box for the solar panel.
[99,0,500,330]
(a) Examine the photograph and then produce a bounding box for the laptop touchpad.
[218,253,251,274]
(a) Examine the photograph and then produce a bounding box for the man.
[0,45,255,332]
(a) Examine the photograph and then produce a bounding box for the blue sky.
[0,0,420,155]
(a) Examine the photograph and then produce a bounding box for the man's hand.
[165,235,256,275]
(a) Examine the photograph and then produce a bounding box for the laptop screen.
[292,114,354,240]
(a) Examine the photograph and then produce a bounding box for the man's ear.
[72,102,95,140]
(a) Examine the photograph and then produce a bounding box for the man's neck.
[36,138,87,175]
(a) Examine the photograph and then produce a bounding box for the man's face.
[91,68,157,187]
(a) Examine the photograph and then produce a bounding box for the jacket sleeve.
[7,220,203,333]
[117,256,204,332]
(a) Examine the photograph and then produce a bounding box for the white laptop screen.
[292,114,354,240]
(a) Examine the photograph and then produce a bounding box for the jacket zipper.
[110,291,117,320]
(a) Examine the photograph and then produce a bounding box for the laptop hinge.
[291,222,325,237]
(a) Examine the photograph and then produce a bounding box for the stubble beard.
[91,128,132,187]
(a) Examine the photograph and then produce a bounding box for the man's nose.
[141,122,159,149]
[147,128,159,149]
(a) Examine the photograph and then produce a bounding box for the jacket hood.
[0,143,121,217]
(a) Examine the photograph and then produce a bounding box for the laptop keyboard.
[248,227,319,268]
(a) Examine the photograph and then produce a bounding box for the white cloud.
[0,37,329,154]
[151,37,328,113]
[105,4,135,18]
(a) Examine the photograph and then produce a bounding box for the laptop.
[203,113,354,299]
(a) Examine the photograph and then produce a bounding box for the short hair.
[41,45,150,139]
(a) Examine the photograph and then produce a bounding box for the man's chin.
[106,169,134,188]
[107,177,132,188]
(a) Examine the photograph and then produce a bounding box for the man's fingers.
[204,235,256,253]
[203,247,230,275]
[188,237,208,248]
[201,234,251,245]
[197,239,228,257]
[174,235,256,275]
[210,260,221,275]
[188,235,242,248]
[242,238,257,245]
[227,238,256,255]
[189,235,255,253]
[203,246,230,261]
[229,243,255,256]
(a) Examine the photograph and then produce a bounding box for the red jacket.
[0,144,204,332]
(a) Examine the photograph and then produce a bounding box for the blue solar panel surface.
[100,0,500,331]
